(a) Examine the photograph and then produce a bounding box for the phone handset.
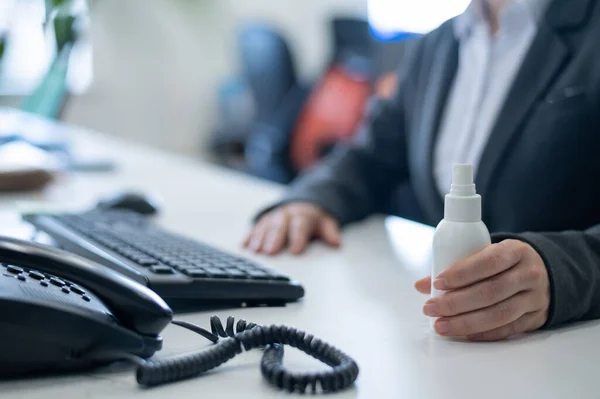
[0,236,172,335]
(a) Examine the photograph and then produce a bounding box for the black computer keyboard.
[23,210,304,307]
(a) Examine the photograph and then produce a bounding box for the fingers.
[423,241,551,340]
[244,219,270,253]
[317,216,341,248]
[434,240,527,291]
[415,276,431,294]
[243,210,290,255]
[242,232,252,248]
[244,203,342,255]
[243,219,264,247]
[433,291,538,337]
[288,215,316,255]
[467,311,546,341]
[424,265,528,317]
[263,211,290,255]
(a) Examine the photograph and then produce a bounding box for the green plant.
[0,1,79,64]
[0,35,5,61]
[17,0,85,118]
[46,0,78,51]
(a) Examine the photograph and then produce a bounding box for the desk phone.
[0,236,358,393]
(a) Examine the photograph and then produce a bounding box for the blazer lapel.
[412,33,459,224]
[475,0,595,207]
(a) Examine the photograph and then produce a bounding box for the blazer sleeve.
[492,224,600,329]
[256,40,426,226]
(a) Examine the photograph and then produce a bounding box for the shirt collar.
[453,0,551,40]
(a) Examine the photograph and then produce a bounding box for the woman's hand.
[415,239,551,341]
[244,203,341,255]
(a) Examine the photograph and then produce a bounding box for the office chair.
[244,17,374,183]
[209,24,306,181]
[331,17,372,66]
[238,25,299,124]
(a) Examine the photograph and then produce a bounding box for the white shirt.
[433,0,550,195]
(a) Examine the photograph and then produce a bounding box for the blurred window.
[368,0,470,40]
[0,0,92,96]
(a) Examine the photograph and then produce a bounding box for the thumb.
[318,216,341,247]
[415,276,432,294]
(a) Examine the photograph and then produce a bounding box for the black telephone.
[0,235,359,393]
[0,235,173,377]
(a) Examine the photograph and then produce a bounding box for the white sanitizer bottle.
[432,164,491,301]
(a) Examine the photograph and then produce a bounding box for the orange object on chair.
[290,66,371,171]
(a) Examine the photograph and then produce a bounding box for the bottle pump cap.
[450,164,476,196]
[444,164,481,222]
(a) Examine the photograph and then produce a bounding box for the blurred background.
[0,0,469,189]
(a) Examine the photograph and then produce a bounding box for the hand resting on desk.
[415,239,550,341]
[243,203,341,255]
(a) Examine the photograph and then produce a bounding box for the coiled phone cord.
[135,316,359,394]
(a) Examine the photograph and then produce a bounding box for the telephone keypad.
[2,263,95,308]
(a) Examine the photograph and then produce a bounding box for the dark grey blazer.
[278,0,600,234]
[269,0,600,329]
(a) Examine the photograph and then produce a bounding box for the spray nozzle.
[450,164,476,196]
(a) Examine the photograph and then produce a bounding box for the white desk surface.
[1,119,599,399]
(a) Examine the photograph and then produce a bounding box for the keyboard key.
[193,261,214,268]
[221,264,243,270]
[246,270,270,280]
[159,256,179,264]
[235,262,259,270]
[226,269,248,279]
[138,257,159,266]
[149,266,175,274]
[173,262,194,270]
[184,268,209,278]
[204,267,229,278]
[269,274,291,281]
[125,250,143,259]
